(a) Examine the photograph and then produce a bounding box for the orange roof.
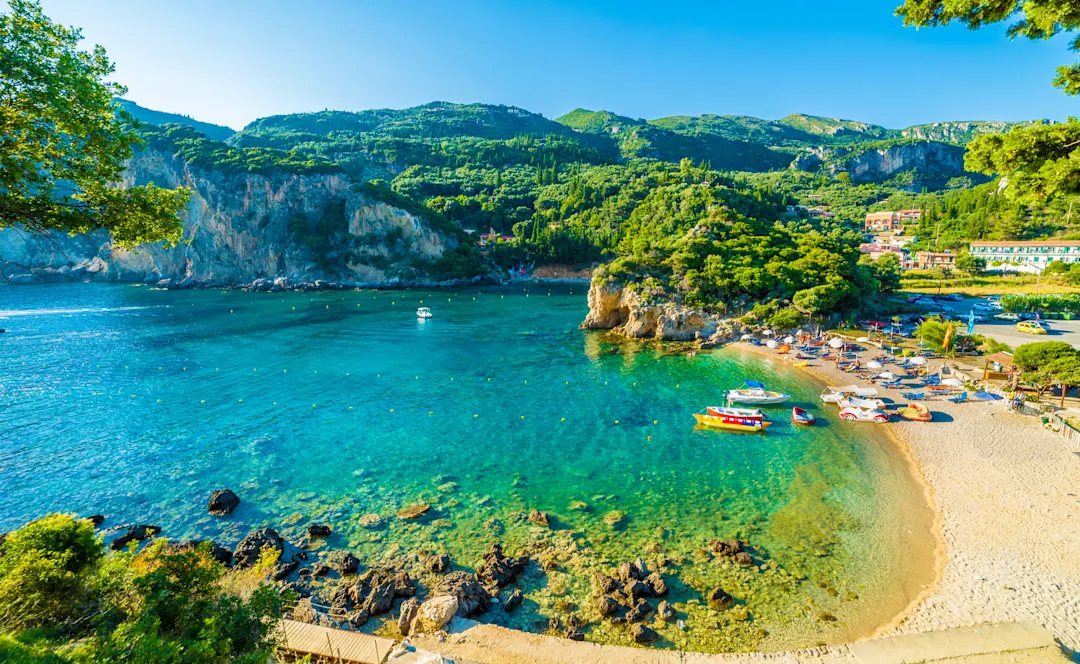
[971,240,1080,247]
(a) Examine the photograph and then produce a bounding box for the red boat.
[791,407,815,425]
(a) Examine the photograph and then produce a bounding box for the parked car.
[994,312,1021,322]
[967,311,988,322]
[839,406,890,423]
[1017,320,1048,335]
[859,320,887,329]
[1017,312,1040,321]
[987,295,1002,302]
[912,297,937,307]
[973,301,1003,312]
[924,312,953,321]
[940,293,963,302]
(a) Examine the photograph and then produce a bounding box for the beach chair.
[902,391,925,400]
[948,392,968,404]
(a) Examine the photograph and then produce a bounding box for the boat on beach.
[791,407,815,425]
[898,403,932,422]
[693,406,771,432]
[727,380,790,405]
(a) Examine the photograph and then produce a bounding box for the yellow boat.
[693,407,771,432]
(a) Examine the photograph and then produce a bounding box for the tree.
[1043,259,1071,275]
[896,1,1080,203]
[866,252,902,292]
[954,254,986,275]
[0,0,189,246]
[1012,340,1077,371]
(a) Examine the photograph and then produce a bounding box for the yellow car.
[1017,320,1048,335]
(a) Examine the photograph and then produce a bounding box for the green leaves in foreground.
[0,0,189,247]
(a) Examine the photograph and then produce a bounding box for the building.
[864,209,922,232]
[968,240,1080,272]
[858,243,907,262]
[913,250,956,270]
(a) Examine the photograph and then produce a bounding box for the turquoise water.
[0,283,927,652]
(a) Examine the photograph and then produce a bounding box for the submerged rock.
[110,524,161,550]
[527,510,549,527]
[631,623,659,643]
[397,502,431,520]
[86,515,105,527]
[425,552,450,574]
[706,587,734,610]
[657,600,677,622]
[207,489,240,515]
[307,523,332,538]
[358,513,383,528]
[503,589,523,612]
[338,552,360,575]
[708,538,743,557]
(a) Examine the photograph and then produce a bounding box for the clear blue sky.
[32,0,1080,130]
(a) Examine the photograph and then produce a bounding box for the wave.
[0,306,162,318]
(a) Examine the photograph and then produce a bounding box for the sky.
[31,0,1080,131]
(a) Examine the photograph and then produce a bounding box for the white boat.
[820,384,879,404]
[838,396,887,410]
[417,307,433,319]
[727,380,790,405]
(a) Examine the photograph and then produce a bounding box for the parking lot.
[905,294,1080,348]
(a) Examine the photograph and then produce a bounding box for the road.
[923,295,1080,348]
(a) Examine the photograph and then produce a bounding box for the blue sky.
[33,0,1080,130]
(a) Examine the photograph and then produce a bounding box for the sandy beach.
[409,341,1080,663]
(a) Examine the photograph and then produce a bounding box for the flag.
[942,321,955,350]
[967,310,975,335]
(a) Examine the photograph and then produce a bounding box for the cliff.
[0,149,464,288]
[792,139,978,189]
[581,281,746,344]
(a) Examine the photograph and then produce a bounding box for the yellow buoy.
[156,399,161,403]
[474,414,479,418]
[201,399,206,403]
[312,404,316,408]
[391,408,395,412]
[273,401,277,405]
[349,406,353,410]
[561,417,566,422]
[653,420,658,425]
[429,410,434,415]
[325,305,329,309]
[238,399,243,403]
[648,436,652,441]
[615,420,619,424]
[520,415,525,419]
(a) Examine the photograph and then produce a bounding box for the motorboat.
[693,406,771,432]
[898,403,932,422]
[791,407,815,425]
[726,380,790,405]
[417,307,433,319]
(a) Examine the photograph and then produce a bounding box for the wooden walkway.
[275,618,396,663]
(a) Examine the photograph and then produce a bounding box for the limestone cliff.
[791,140,978,189]
[581,281,746,344]
[0,149,463,287]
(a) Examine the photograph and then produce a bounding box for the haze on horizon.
[30,0,1080,131]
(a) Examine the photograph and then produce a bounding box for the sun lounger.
[902,391,925,400]
[948,392,968,404]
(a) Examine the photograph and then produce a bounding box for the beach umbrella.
[909,357,928,365]
[783,335,795,344]
[766,339,778,349]
[740,334,754,341]
[857,336,870,343]
[973,391,1003,401]
[829,338,845,349]
[879,371,898,381]
[866,360,884,370]
[941,378,965,387]
[763,329,773,336]
[796,329,804,337]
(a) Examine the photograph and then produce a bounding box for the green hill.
[117,98,235,142]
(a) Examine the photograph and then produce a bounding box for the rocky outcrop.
[0,148,462,286]
[581,281,746,344]
[207,489,240,515]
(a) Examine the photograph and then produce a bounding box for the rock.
[527,510,549,527]
[209,543,233,566]
[596,595,620,617]
[329,585,351,615]
[425,552,450,574]
[623,579,650,601]
[311,563,331,577]
[110,524,161,550]
[603,510,625,528]
[307,523,332,538]
[398,597,420,635]
[86,515,105,527]
[207,489,240,515]
[503,589,523,612]
[708,539,743,557]
[625,599,652,623]
[614,560,645,583]
[397,502,431,519]
[233,528,283,567]
[644,571,667,596]
[631,558,649,579]
[563,627,585,641]
[567,500,591,512]
[657,601,676,621]
[475,543,528,587]
[594,573,619,594]
[435,571,489,617]
[631,623,659,643]
[271,559,298,581]
[347,609,370,628]
[362,579,396,615]
[706,587,734,610]
[358,513,383,528]
[734,552,754,566]
[415,594,459,633]
[338,552,360,575]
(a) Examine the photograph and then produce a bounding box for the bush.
[767,308,803,330]
[1012,341,1077,371]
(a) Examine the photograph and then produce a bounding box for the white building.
[968,240,1080,272]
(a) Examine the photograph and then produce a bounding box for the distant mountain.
[776,114,893,141]
[116,99,236,142]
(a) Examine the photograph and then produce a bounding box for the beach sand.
[410,340,1079,663]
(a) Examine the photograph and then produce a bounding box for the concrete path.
[850,622,1066,664]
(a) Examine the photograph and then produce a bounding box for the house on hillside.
[912,250,955,270]
[858,243,907,262]
[865,209,922,232]
[969,240,1080,273]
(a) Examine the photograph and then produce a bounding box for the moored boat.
[791,407,815,425]
[417,307,433,319]
[726,380,790,405]
[693,406,771,432]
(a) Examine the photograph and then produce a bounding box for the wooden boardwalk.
[275,618,396,663]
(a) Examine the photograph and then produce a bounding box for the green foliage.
[1001,293,1080,312]
[1012,340,1077,371]
[0,517,281,664]
[864,253,902,291]
[915,319,950,350]
[1044,259,1071,275]
[140,124,339,177]
[116,99,235,142]
[0,0,189,247]
[0,515,101,631]
[768,308,804,330]
[954,254,986,274]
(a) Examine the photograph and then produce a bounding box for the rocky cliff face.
[581,281,746,344]
[834,140,966,184]
[0,149,460,287]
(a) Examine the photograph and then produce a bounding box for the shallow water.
[0,283,930,651]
